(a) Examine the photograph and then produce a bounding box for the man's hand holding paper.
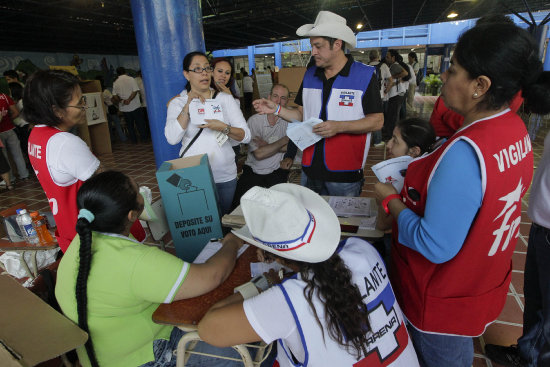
[312,120,340,138]
[286,117,323,151]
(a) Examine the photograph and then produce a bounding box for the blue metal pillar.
[130,0,205,167]
[441,44,452,73]
[247,46,256,74]
[274,42,283,70]
[423,46,429,76]
[381,47,388,60]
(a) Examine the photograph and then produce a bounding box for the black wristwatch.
[251,274,269,291]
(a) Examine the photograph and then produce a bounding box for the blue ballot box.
[156,154,223,262]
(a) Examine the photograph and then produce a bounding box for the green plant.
[423,74,442,88]
[423,74,443,95]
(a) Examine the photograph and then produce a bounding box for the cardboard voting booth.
[156,154,223,262]
[0,275,88,366]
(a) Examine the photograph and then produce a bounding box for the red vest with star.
[28,126,84,252]
[391,110,533,336]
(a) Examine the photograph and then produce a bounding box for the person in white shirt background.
[112,67,148,144]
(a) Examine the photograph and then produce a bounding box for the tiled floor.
[1,118,548,365]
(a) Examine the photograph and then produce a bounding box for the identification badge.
[215,131,228,147]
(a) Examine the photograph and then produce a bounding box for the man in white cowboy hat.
[253,11,383,197]
[198,184,419,366]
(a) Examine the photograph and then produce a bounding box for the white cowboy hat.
[232,184,341,263]
[296,11,356,50]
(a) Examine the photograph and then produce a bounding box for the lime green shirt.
[55,232,190,367]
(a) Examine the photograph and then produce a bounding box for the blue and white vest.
[301,62,375,171]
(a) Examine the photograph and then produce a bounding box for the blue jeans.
[216,179,237,216]
[108,112,127,142]
[300,172,364,197]
[372,100,388,145]
[0,128,28,179]
[123,108,148,143]
[140,327,244,367]
[407,324,473,367]
[518,223,550,366]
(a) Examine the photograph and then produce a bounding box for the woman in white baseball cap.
[198,184,419,366]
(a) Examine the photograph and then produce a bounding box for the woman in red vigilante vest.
[374,23,550,367]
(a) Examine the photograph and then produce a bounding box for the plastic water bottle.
[16,209,39,245]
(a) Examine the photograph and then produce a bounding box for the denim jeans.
[139,327,245,367]
[216,178,237,216]
[518,223,550,366]
[300,172,364,197]
[123,108,148,143]
[383,95,405,141]
[0,128,28,179]
[407,324,473,367]
[108,112,127,142]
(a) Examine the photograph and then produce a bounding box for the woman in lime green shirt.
[55,171,245,367]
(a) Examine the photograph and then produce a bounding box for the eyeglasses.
[67,97,88,111]
[187,66,214,74]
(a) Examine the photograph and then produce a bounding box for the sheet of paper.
[328,196,372,217]
[188,99,225,125]
[193,241,249,264]
[359,216,377,230]
[371,156,414,192]
[286,118,323,150]
[250,262,292,278]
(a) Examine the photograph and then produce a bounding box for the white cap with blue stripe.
[232,183,341,263]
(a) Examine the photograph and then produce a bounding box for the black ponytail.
[292,253,371,359]
[522,70,550,115]
[74,171,141,366]
[75,217,100,367]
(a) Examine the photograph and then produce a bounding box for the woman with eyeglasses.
[23,70,101,252]
[166,51,250,215]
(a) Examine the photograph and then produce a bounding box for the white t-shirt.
[370,61,391,101]
[243,76,253,93]
[135,76,147,107]
[407,64,417,86]
[243,238,419,366]
[13,100,29,127]
[388,62,408,98]
[102,89,114,106]
[165,90,251,183]
[245,114,288,175]
[113,74,141,112]
[42,128,99,186]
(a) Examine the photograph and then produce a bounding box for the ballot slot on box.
[156,154,223,262]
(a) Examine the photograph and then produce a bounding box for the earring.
[473,92,479,98]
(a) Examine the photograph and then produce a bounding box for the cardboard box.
[0,274,88,366]
[156,154,223,262]
[278,67,306,107]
